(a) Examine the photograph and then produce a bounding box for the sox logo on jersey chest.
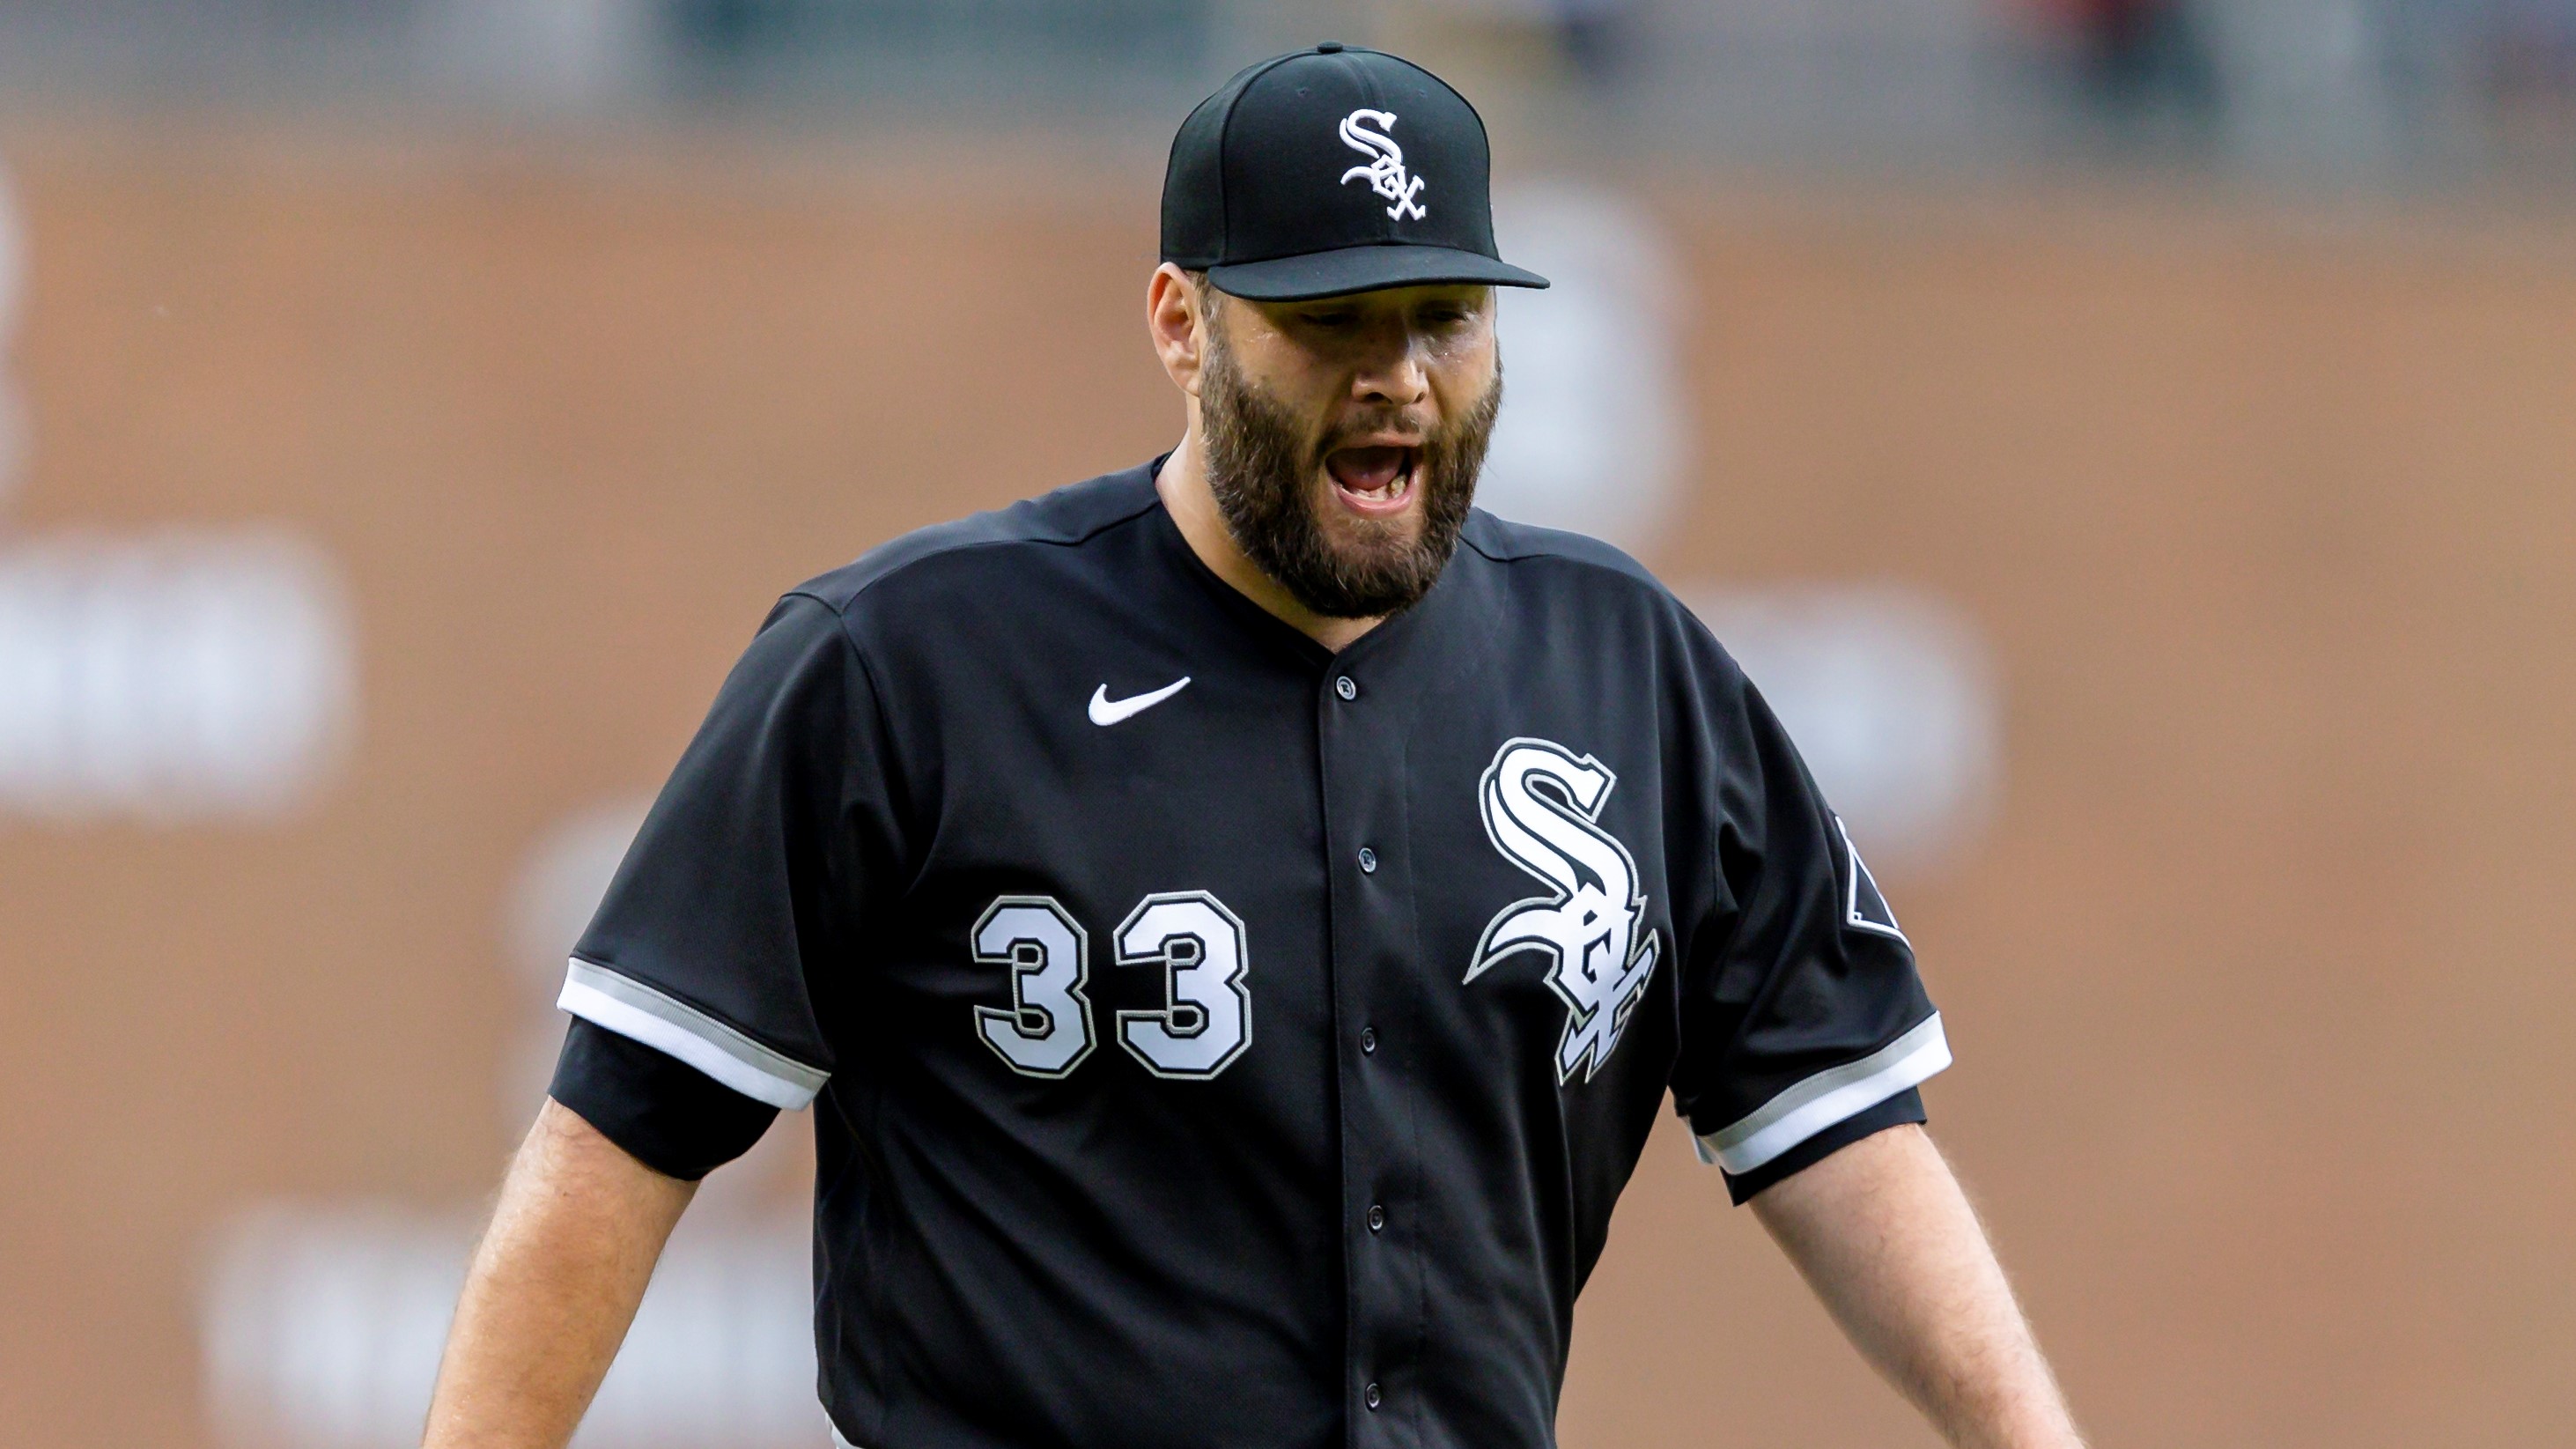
[1466,737,1662,1083]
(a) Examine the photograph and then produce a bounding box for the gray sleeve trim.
[1694,1013,1951,1174]
[557,958,829,1111]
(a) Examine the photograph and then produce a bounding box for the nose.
[1349,314,1431,409]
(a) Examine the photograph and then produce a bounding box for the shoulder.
[1458,509,1753,685]
[1460,508,1667,588]
[1458,508,1694,617]
[782,462,1163,619]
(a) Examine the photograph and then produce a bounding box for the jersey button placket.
[1317,654,1416,1443]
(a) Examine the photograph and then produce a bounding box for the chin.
[1312,517,1421,576]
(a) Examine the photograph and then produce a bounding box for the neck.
[1155,425,1386,654]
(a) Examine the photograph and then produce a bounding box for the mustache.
[1303,403,1483,473]
[1318,413,1431,451]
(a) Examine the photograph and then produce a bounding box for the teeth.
[1329,454,1413,503]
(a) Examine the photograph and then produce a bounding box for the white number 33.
[973,891,1251,1080]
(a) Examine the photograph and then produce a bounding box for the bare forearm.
[423,1099,696,1449]
[1751,1126,2082,1449]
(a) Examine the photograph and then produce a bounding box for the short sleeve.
[552,593,894,1161]
[1669,662,1950,1202]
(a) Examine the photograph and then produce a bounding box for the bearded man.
[424,44,2086,1449]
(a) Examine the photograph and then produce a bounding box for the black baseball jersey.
[550,459,1948,1449]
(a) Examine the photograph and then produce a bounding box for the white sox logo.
[1338,108,1428,221]
[1466,738,1661,1083]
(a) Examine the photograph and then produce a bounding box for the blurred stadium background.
[1,1,2572,1445]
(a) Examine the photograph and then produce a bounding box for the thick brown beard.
[1199,324,1501,621]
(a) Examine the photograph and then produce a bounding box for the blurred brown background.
[3,5,2575,1444]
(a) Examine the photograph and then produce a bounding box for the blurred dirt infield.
[1,129,2571,1447]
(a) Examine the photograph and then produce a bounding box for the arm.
[422,1099,697,1449]
[1749,1124,2084,1449]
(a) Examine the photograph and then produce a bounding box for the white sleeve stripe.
[1694,1014,1951,1174]
[557,958,828,1111]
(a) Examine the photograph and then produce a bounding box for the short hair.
[1187,269,1234,346]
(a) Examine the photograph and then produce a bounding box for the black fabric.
[561,462,1945,1449]
[1208,241,1547,304]
[1723,1089,1927,1205]
[550,1018,778,1181]
[1665,671,1940,1144]
[1160,45,1548,297]
[566,592,883,1084]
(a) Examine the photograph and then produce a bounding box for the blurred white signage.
[207,797,822,1449]
[0,157,357,824]
[203,1206,824,1449]
[1687,584,2000,869]
[1477,182,1689,556]
[0,530,356,820]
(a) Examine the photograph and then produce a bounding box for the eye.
[1299,309,1357,329]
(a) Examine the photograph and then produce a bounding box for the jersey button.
[1357,846,1377,874]
[1367,1203,1386,1233]
[1360,1026,1377,1054]
[1334,675,1358,701]
[1364,1383,1383,1410]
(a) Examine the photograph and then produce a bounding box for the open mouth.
[1324,445,1420,517]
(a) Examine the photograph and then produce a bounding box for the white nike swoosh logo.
[1089,676,1192,727]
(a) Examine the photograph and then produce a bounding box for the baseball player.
[425,45,2085,1449]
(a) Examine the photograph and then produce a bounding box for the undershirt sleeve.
[550,1017,781,1181]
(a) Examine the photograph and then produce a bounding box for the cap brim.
[1207,244,1550,302]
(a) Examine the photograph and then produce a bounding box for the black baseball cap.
[1161,43,1550,302]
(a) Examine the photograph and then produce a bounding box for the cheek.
[1425,325,1497,386]
[1237,348,1344,439]
[1282,378,1351,434]
[1428,356,1499,421]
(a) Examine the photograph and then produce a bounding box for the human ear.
[1146,264,1209,400]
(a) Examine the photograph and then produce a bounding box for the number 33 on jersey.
[974,891,1251,1080]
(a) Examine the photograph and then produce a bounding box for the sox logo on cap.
[1338,108,1428,221]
